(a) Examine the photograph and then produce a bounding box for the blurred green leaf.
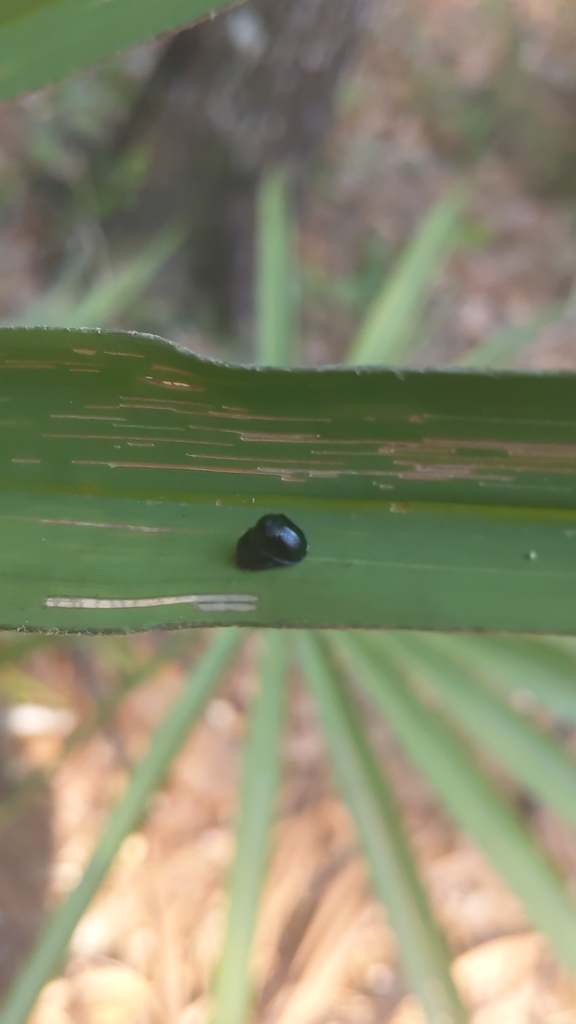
[383,632,576,834]
[298,633,468,1024]
[7,226,184,329]
[330,633,576,975]
[0,628,241,1024]
[212,632,286,1024]
[344,189,466,366]
[436,634,576,722]
[454,303,564,368]
[256,168,298,367]
[0,0,240,103]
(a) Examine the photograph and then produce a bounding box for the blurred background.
[3,0,576,1021]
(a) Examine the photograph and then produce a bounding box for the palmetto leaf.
[298,633,468,1024]
[436,634,576,722]
[8,227,185,330]
[212,632,287,1024]
[452,303,564,368]
[256,169,299,367]
[380,631,576,834]
[0,0,240,103]
[344,189,466,366]
[4,151,576,1024]
[330,633,576,976]
[5,328,576,633]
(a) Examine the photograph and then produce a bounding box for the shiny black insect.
[235,514,308,571]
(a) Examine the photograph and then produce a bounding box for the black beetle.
[235,514,307,571]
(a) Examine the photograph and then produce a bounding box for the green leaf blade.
[332,633,576,976]
[8,226,185,330]
[453,304,564,369]
[298,632,468,1024]
[211,631,286,1024]
[384,632,576,835]
[438,635,576,722]
[6,329,576,632]
[256,168,298,367]
[0,628,241,1024]
[0,0,239,103]
[344,190,466,366]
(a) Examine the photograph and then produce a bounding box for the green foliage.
[5,226,184,329]
[436,633,576,722]
[453,302,565,368]
[211,633,287,1024]
[332,633,576,976]
[299,634,467,1024]
[344,188,466,365]
[385,632,576,833]
[256,169,299,367]
[4,158,576,1024]
[6,326,576,632]
[0,0,239,102]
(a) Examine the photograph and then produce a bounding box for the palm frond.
[212,632,287,1024]
[381,631,576,834]
[298,632,468,1024]
[329,632,576,976]
[344,189,466,366]
[256,168,298,366]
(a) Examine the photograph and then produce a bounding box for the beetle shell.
[235,514,308,571]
